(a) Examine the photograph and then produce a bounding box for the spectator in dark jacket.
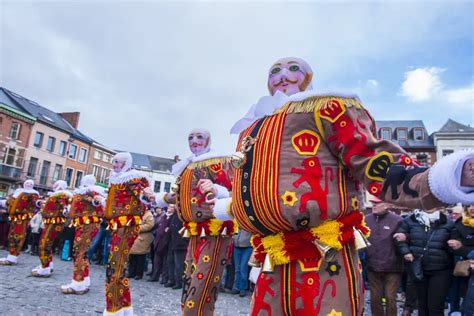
[148,207,171,282]
[365,199,403,316]
[395,208,454,316]
[448,204,474,315]
[165,205,188,290]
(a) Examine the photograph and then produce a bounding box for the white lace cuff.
[213,198,232,220]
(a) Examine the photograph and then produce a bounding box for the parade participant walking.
[0,179,40,266]
[214,57,474,315]
[104,152,150,316]
[149,128,236,316]
[61,175,105,294]
[31,180,71,277]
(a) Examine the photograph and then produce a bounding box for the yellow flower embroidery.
[202,255,210,263]
[281,191,298,206]
[186,300,195,309]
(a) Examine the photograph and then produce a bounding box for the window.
[413,128,424,141]
[154,181,161,193]
[164,182,171,193]
[59,141,67,156]
[75,171,83,188]
[397,128,408,146]
[52,164,62,182]
[416,154,428,167]
[34,132,44,148]
[94,150,102,160]
[380,128,391,140]
[4,148,16,165]
[442,150,454,156]
[46,136,56,152]
[68,144,77,160]
[65,168,74,186]
[79,148,87,163]
[397,128,407,140]
[103,153,110,163]
[27,157,38,177]
[9,122,21,139]
[39,160,51,185]
[92,165,99,177]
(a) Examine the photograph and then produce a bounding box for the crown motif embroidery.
[319,98,346,122]
[291,130,321,156]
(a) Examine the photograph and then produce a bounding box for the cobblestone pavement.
[1,249,425,315]
[0,249,250,315]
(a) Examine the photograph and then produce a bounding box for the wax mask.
[188,129,210,156]
[268,57,313,96]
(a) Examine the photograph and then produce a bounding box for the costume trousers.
[8,220,30,256]
[39,223,63,268]
[367,270,401,316]
[182,235,232,316]
[73,223,99,282]
[105,225,139,313]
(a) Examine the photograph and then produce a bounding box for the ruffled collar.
[74,186,106,196]
[12,188,40,198]
[171,150,231,177]
[230,89,359,134]
[48,190,73,198]
[109,168,149,185]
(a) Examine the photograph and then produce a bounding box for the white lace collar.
[12,188,40,198]
[230,89,359,134]
[171,150,231,177]
[109,168,149,185]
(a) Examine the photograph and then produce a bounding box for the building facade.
[0,90,36,196]
[129,152,176,195]
[376,120,437,167]
[433,119,474,159]
[87,142,115,187]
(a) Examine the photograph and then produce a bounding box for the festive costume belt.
[9,213,33,222]
[180,219,238,238]
[251,211,370,272]
[106,215,141,231]
[69,216,101,227]
[43,216,67,225]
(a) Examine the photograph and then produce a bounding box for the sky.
[1,0,473,160]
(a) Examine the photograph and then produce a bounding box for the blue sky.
[1,0,472,158]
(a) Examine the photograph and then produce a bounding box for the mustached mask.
[80,175,97,188]
[112,152,133,174]
[23,179,34,190]
[188,128,211,156]
[267,57,313,96]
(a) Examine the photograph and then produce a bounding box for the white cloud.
[367,80,379,87]
[400,68,473,112]
[444,84,474,105]
[400,67,445,102]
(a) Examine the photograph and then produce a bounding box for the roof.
[376,120,434,148]
[437,119,474,133]
[0,89,36,122]
[1,87,76,133]
[129,152,175,173]
[0,87,95,144]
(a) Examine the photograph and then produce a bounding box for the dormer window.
[397,128,408,140]
[380,128,391,140]
[413,128,424,141]
[397,128,408,146]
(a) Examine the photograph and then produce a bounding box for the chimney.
[174,155,180,162]
[59,112,81,129]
